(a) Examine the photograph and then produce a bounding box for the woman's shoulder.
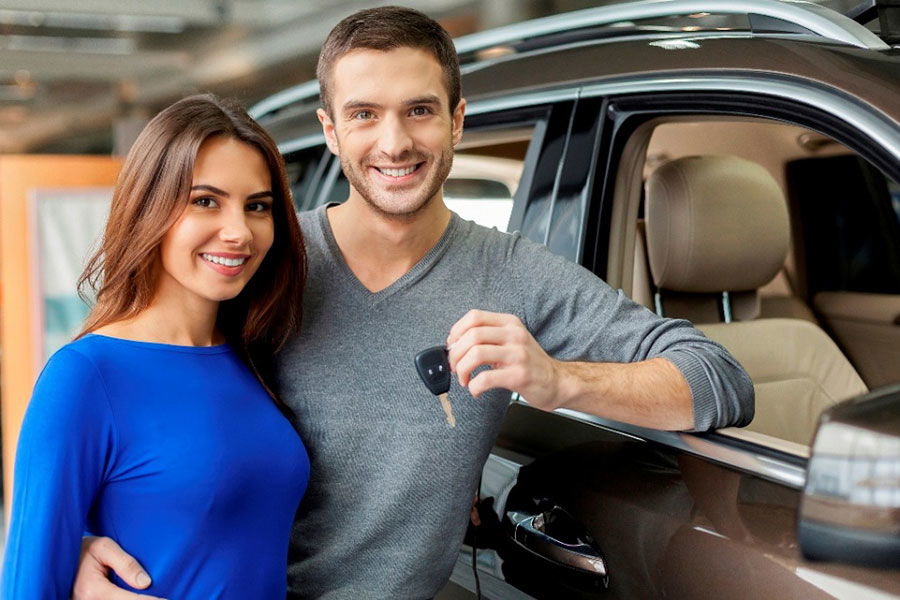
[54,333,129,366]
[28,337,118,422]
[46,335,107,369]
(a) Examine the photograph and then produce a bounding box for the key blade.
[439,392,456,428]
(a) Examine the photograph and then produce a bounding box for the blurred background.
[0,0,862,155]
[0,0,625,156]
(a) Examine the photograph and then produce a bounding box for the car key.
[414,345,456,427]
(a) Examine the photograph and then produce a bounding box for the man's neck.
[326,196,452,293]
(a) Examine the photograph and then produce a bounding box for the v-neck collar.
[316,204,460,304]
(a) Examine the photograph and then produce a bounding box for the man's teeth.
[201,254,247,267]
[378,165,416,177]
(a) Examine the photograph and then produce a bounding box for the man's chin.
[362,194,434,220]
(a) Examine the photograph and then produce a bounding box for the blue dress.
[1,334,310,599]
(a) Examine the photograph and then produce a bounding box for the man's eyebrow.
[340,95,442,112]
[404,95,441,106]
[191,185,273,200]
[342,100,383,112]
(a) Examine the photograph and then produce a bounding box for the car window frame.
[561,78,900,490]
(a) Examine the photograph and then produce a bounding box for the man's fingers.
[446,310,517,346]
[455,344,518,387]
[74,579,167,600]
[73,538,166,600]
[446,325,508,370]
[84,536,152,590]
[468,366,521,398]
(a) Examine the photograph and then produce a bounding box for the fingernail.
[137,572,151,587]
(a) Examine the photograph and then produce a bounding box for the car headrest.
[645,155,790,293]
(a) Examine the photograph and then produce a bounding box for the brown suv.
[252,1,900,597]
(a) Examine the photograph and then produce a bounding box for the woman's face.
[156,136,275,307]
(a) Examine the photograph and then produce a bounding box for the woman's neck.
[93,295,222,347]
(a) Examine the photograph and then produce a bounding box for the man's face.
[318,47,465,218]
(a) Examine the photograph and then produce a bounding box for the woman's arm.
[1,348,117,599]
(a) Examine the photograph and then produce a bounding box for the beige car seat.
[644,155,867,445]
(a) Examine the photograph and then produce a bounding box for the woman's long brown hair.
[77,94,306,411]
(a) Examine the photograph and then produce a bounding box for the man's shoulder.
[453,216,522,258]
[454,217,561,267]
[297,206,329,255]
[297,206,322,233]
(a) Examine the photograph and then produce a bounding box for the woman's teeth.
[201,254,247,267]
[378,165,417,177]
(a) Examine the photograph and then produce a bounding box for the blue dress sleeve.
[1,347,118,599]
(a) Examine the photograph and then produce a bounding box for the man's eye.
[193,196,218,208]
[247,201,272,213]
[410,106,432,116]
[354,110,373,120]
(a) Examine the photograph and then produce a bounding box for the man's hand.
[72,536,165,600]
[446,310,562,410]
[446,309,694,430]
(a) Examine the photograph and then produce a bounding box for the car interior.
[620,117,900,452]
[445,115,900,455]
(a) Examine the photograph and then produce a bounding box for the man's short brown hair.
[317,6,461,117]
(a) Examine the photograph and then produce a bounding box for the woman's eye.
[247,201,272,213]
[193,196,218,208]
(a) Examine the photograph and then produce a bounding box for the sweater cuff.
[664,350,716,431]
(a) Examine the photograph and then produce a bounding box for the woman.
[1,94,309,599]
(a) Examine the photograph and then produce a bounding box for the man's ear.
[451,98,466,147]
[317,108,340,156]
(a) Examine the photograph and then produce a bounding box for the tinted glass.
[283,146,328,210]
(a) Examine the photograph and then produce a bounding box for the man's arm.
[71,537,163,600]
[447,310,694,430]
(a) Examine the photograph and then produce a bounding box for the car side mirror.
[798,384,900,568]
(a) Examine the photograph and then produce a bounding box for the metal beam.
[0,0,346,29]
[1,49,189,80]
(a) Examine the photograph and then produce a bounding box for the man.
[73,6,753,599]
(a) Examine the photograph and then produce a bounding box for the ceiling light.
[4,34,135,54]
[0,9,185,33]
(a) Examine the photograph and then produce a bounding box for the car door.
[451,74,900,598]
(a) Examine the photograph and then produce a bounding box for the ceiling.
[0,0,872,154]
[0,0,576,153]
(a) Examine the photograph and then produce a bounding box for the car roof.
[255,1,900,147]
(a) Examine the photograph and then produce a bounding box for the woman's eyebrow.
[191,184,228,196]
[191,185,273,200]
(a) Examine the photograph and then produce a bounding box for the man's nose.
[377,113,413,160]
[218,209,252,245]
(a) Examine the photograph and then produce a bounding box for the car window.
[443,176,513,231]
[283,146,329,211]
[599,111,900,454]
[890,178,900,221]
[786,155,900,296]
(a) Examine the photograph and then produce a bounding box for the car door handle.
[506,508,608,577]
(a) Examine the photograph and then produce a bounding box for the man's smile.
[370,162,425,183]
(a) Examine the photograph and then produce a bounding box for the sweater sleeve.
[501,234,754,431]
[1,347,117,599]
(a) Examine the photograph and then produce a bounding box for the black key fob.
[414,345,450,395]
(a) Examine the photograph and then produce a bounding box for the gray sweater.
[279,206,753,598]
